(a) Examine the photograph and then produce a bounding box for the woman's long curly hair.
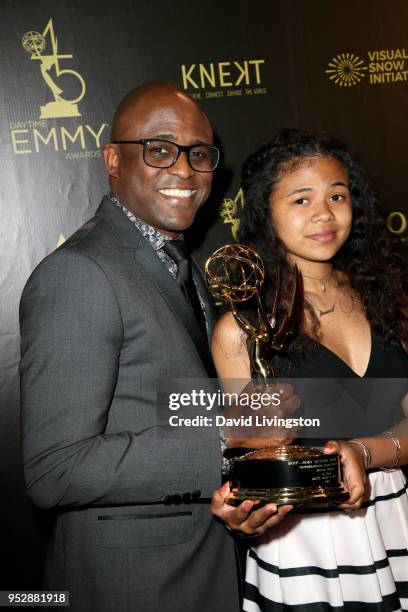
[238,128,407,369]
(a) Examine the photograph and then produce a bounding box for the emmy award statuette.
[205,244,349,508]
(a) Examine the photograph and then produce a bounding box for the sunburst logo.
[326,53,367,87]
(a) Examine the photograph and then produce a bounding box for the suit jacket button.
[192,489,201,501]
[181,492,191,504]
[163,495,172,505]
[172,494,182,505]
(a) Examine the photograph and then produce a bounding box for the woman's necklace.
[305,274,338,317]
[302,267,333,292]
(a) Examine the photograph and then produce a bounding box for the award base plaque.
[40,101,81,118]
[227,446,350,508]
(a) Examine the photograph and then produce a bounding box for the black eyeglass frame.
[111,138,220,172]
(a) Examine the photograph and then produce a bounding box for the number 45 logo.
[22,18,86,118]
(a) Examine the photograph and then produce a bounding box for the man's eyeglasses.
[111,138,220,172]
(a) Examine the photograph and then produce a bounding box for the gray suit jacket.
[20,197,239,612]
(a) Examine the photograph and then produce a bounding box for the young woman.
[212,129,408,611]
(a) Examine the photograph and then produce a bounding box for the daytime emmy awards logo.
[22,18,86,118]
[10,18,107,159]
[219,188,245,239]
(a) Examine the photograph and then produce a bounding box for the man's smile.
[158,188,197,198]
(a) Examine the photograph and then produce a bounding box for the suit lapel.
[135,238,216,375]
[95,197,216,377]
[191,258,218,337]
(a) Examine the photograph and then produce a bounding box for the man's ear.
[104,143,120,178]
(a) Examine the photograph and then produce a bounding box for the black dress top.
[290,334,408,442]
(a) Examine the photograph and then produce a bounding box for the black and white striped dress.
[243,340,408,611]
[244,469,408,611]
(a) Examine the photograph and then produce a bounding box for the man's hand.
[225,382,301,448]
[324,440,367,510]
[211,481,293,536]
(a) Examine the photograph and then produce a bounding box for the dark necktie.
[163,240,207,335]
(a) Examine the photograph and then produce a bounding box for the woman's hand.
[211,481,293,536]
[324,440,368,510]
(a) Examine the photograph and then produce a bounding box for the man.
[20,83,289,612]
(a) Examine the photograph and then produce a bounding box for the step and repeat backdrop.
[1,0,407,588]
